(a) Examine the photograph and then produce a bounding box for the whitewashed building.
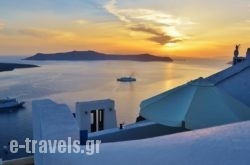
[75,99,117,132]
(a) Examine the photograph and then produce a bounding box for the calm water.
[0,57,229,159]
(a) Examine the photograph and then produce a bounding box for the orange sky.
[0,0,249,59]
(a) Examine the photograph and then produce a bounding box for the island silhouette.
[25,50,173,62]
[0,63,38,72]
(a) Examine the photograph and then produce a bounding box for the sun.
[165,42,178,47]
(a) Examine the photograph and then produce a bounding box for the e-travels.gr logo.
[9,138,101,155]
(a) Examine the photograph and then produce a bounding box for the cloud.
[130,24,163,36]
[18,28,56,38]
[0,26,74,40]
[17,28,75,39]
[104,0,193,45]
[129,24,180,45]
[105,0,130,23]
[149,35,172,45]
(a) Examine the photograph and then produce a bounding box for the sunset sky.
[0,0,249,59]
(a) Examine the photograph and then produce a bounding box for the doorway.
[90,109,104,132]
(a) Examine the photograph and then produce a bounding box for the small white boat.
[0,98,25,110]
[117,76,136,82]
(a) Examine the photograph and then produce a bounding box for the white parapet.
[76,99,117,132]
[32,99,79,165]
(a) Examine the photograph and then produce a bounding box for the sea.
[0,56,229,160]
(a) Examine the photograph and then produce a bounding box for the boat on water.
[0,98,25,110]
[117,76,136,82]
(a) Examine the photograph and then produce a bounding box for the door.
[90,110,97,132]
[98,109,104,131]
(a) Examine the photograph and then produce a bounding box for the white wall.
[32,99,79,165]
[75,99,117,132]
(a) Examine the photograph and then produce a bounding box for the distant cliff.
[25,50,173,62]
[0,63,39,72]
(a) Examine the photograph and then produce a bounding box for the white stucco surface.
[45,120,250,165]
[32,99,79,165]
